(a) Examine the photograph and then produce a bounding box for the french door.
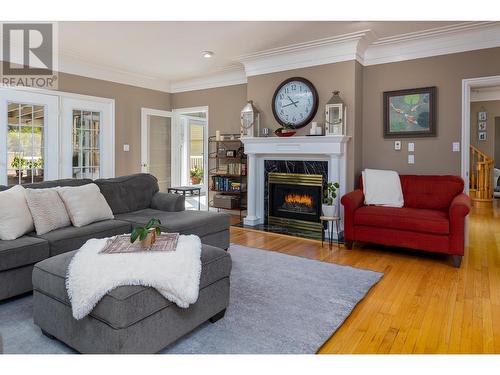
[0,88,115,186]
[61,97,114,179]
[180,115,208,192]
[0,88,59,186]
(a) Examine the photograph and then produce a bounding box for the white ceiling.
[57,21,500,92]
[59,22,457,81]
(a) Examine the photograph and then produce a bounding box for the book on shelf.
[211,175,246,192]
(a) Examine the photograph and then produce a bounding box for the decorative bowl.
[275,130,296,137]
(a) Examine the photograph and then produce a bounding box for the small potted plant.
[130,218,162,248]
[190,166,203,185]
[322,181,340,217]
[274,123,296,137]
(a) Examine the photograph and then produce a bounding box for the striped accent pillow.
[26,187,71,235]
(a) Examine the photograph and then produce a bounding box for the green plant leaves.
[130,227,144,243]
[131,218,162,243]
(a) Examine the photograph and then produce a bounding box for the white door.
[61,97,114,179]
[141,108,173,192]
[0,88,59,185]
[180,115,208,192]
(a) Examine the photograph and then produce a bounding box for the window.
[72,110,101,179]
[7,103,45,185]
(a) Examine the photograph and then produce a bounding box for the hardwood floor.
[229,202,500,353]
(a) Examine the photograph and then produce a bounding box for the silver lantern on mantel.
[240,100,260,138]
[325,91,345,136]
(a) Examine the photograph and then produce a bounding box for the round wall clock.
[272,77,319,129]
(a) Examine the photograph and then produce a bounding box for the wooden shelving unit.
[208,134,247,219]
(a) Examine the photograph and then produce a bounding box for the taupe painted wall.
[57,72,171,176]
[171,84,247,136]
[362,47,500,176]
[470,101,500,159]
[246,61,360,190]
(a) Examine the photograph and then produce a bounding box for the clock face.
[272,77,318,129]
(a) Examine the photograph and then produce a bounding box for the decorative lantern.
[240,100,260,138]
[325,91,345,136]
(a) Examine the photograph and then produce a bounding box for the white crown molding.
[170,65,247,93]
[364,21,500,66]
[31,21,500,94]
[237,30,376,77]
[471,87,500,102]
[58,51,171,93]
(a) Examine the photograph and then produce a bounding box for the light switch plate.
[408,154,415,164]
[453,142,460,152]
[394,141,401,151]
[408,142,415,152]
[123,144,130,152]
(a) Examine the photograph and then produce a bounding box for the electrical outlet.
[394,141,401,151]
[408,142,415,152]
[123,144,130,152]
[453,142,460,152]
[408,154,415,164]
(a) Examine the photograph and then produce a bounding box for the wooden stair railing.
[470,145,494,206]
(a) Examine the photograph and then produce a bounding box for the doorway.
[173,107,209,210]
[465,81,500,206]
[140,108,173,192]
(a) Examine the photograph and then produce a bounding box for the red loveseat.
[341,175,471,267]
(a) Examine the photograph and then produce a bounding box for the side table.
[167,186,202,210]
[320,215,341,249]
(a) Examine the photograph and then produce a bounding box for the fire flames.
[284,193,313,208]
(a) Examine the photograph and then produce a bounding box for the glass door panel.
[72,109,101,179]
[7,103,46,185]
[187,122,205,187]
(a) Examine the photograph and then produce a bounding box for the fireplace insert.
[267,172,323,238]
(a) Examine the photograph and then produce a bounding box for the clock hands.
[287,96,298,108]
[282,97,299,108]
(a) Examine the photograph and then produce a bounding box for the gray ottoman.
[32,244,231,354]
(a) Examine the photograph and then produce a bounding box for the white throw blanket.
[66,234,202,320]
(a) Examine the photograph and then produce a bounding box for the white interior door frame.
[462,74,500,193]
[140,107,173,177]
[172,106,209,190]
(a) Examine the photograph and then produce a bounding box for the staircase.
[469,145,494,207]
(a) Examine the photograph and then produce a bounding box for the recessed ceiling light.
[202,51,214,58]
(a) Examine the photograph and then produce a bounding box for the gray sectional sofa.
[0,173,230,301]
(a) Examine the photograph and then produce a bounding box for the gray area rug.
[0,244,382,354]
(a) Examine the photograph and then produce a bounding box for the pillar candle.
[216,130,221,141]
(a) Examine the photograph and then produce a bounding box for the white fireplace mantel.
[241,135,351,226]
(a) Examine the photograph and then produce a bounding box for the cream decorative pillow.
[25,188,71,235]
[57,183,114,227]
[0,185,35,240]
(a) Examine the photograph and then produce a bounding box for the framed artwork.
[479,132,487,141]
[478,121,487,131]
[383,86,437,138]
[478,111,487,121]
